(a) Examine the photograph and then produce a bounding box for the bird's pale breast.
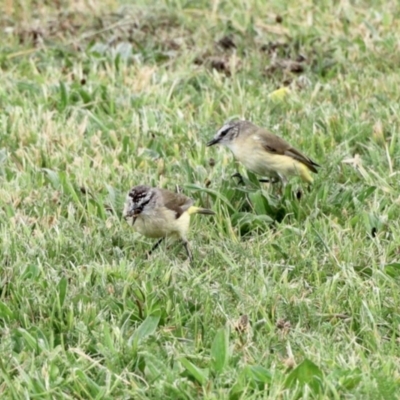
[227,135,308,179]
[134,207,191,239]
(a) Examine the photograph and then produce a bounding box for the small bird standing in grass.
[207,120,319,185]
[123,185,215,263]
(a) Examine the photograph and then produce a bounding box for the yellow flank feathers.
[268,87,291,101]
[187,206,216,216]
[297,162,314,183]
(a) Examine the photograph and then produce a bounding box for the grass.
[1,0,400,398]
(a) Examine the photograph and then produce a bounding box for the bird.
[123,185,215,263]
[207,120,320,185]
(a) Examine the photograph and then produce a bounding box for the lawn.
[1,0,400,398]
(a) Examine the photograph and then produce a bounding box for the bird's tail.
[187,206,215,216]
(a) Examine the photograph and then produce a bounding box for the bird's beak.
[207,137,219,147]
[124,208,141,226]
[124,208,141,219]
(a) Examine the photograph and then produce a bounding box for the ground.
[1,0,400,398]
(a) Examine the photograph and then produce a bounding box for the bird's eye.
[219,127,231,137]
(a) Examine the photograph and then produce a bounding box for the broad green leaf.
[247,365,272,384]
[357,186,377,202]
[42,168,61,189]
[230,365,273,398]
[21,264,40,280]
[0,301,13,321]
[384,263,400,278]
[180,358,209,385]
[130,314,160,345]
[136,314,160,340]
[337,368,362,390]
[229,386,245,400]
[75,369,102,396]
[285,359,323,394]
[78,87,92,104]
[230,212,274,235]
[17,329,37,351]
[211,327,229,373]
[248,191,268,215]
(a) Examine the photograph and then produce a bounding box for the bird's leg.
[231,172,245,185]
[275,173,288,196]
[148,238,164,255]
[183,240,193,265]
[278,173,288,187]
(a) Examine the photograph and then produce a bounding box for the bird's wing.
[255,128,320,173]
[284,147,320,172]
[159,189,194,218]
